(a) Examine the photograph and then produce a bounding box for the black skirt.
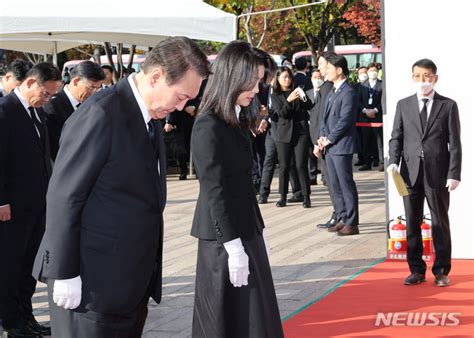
[192,232,284,338]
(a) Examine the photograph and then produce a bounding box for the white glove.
[53,275,82,310]
[223,238,249,287]
[446,179,460,192]
[262,229,271,257]
[386,163,398,174]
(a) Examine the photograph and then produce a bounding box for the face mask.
[415,82,434,96]
[368,71,378,80]
[312,79,324,88]
[358,73,368,83]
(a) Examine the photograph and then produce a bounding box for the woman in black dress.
[190,41,284,338]
[271,66,313,208]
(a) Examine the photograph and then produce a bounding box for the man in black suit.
[293,57,313,91]
[358,62,384,171]
[44,60,104,160]
[32,37,210,337]
[315,54,359,236]
[0,59,33,97]
[101,64,114,88]
[310,52,338,229]
[388,58,462,287]
[0,63,62,337]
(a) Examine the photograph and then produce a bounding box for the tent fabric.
[0,0,236,54]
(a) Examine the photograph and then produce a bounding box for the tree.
[342,0,381,47]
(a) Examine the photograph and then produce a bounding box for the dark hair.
[142,36,210,85]
[5,59,33,82]
[326,54,350,77]
[101,64,114,73]
[321,51,338,61]
[251,47,276,84]
[199,40,261,129]
[412,58,437,74]
[367,62,378,70]
[25,63,62,84]
[358,66,368,72]
[70,61,105,81]
[295,57,307,71]
[272,66,294,94]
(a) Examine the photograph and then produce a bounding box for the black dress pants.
[403,161,451,276]
[361,126,383,166]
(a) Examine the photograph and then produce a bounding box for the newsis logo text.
[375,312,461,327]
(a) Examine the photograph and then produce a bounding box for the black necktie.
[420,98,428,133]
[147,120,158,157]
[28,107,45,148]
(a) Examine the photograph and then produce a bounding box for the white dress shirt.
[13,88,41,137]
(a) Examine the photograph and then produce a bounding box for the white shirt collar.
[369,79,377,87]
[333,79,347,92]
[13,87,31,113]
[235,105,241,120]
[64,85,81,109]
[128,74,152,127]
[417,90,435,102]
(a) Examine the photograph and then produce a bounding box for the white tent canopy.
[0,0,237,55]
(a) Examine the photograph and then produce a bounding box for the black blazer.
[0,92,52,212]
[293,72,313,91]
[357,80,383,123]
[191,111,265,243]
[43,89,75,160]
[270,91,313,143]
[308,81,333,144]
[33,78,167,314]
[389,92,462,188]
[320,81,358,155]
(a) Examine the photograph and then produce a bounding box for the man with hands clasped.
[388,58,462,287]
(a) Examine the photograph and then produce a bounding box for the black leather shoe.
[328,222,346,233]
[179,173,187,180]
[302,196,311,208]
[258,195,268,204]
[5,325,40,337]
[358,164,372,171]
[276,199,287,207]
[434,274,450,287]
[317,215,337,229]
[287,195,303,203]
[337,224,359,236]
[378,164,384,172]
[309,178,317,185]
[354,160,364,166]
[404,273,426,285]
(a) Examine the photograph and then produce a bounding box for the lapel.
[117,79,162,199]
[56,90,75,119]
[324,81,346,119]
[10,93,44,152]
[423,92,443,139]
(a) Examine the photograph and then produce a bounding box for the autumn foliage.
[342,0,381,47]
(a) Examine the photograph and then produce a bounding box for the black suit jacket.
[389,92,462,188]
[293,72,313,91]
[33,78,167,314]
[191,111,265,243]
[357,80,383,123]
[309,81,333,144]
[43,90,75,160]
[0,92,52,212]
[320,81,358,155]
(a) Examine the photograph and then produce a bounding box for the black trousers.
[0,209,45,328]
[274,124,310,197]
[259,130,301,198]
[47,281,149,338]
[403,161,451,276]
[309,142,318,181]
[361,126,383,166]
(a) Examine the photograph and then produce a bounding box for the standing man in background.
[388,58,462,287]
[0,63,62,337]
[33,37,210,337]
[44,60,104,160]
[0,59,33,97]
[101,64,114,89]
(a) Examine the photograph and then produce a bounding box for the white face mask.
[415,82,434,96]
[368,71,378,80]
[312,79,324,88]
[358,73,368,83]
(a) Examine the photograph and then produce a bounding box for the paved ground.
[27,166,387,338]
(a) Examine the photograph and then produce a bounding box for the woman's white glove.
[263,229,271,257]
[53,275,82,309]
[223,238,249,287]
[386,163,398,174]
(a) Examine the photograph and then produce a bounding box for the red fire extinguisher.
[421,216,434,257]
[388,216,407,253]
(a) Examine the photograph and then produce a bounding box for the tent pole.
[52,41,58,66]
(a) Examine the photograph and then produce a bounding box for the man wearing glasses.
[388,58,462,287]
[0,63,62,337]
[44,60,104,160]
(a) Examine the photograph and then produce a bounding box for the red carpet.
[283,259,474,337]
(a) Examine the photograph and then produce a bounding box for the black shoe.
[25,316,51,336]
[354,160,364,166]
[276,199,287,207]
[358,164,372,171]
[258,195,268,204]
[317,215,337,229]
[404,273,426,285]
[302,196,311,208]
[309,178,317,186]
[179,173,187,180]
[434,274,450,287]
[287,195,303,203]
[5,325,40,337]
[378,164,384,172]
